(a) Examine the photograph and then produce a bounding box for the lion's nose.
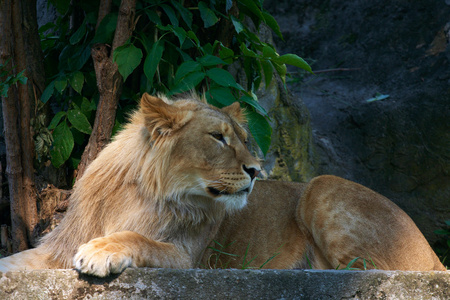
[243,165,260,180]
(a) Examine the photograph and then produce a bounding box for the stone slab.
[0,269,449,299]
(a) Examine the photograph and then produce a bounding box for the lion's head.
[126,93,261,212]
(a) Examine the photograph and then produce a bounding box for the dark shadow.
[75,269,122,284]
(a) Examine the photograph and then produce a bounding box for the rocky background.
[264,0,450,244]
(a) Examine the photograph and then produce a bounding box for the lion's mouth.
[207,187,250,196]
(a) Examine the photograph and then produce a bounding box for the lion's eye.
[210,132,227,144]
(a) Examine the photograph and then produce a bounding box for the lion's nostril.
[243,165,260,180]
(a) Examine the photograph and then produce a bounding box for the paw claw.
[73,238,132,277]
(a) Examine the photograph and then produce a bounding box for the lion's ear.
[221,102,246,125]
[140,93,192,138]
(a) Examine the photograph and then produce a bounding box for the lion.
[0,93,445,276]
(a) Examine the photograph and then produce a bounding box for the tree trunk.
[12,0,39,247]
[21,0,46,95]
[0,0,44,251]
[216,0,239,49]
[96,0,112,30]
[76,0,137,179]
[1,0,28,252]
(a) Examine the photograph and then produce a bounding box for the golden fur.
[0,93,445,276]
[203,178,445,271]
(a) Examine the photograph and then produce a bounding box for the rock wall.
[1,268,449,299]
[233,23,318,183]
[254,77,317,182]
[265,0,450,245]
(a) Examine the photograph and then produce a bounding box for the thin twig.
[291,68,361,74]
[313,68,361,74]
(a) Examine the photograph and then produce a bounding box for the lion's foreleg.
[73,231,191,277]
[0,247,56,272]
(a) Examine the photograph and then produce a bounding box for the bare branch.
[96,0,112,30]
[77,0,137,179]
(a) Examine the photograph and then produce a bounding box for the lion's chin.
[216,192,249,213]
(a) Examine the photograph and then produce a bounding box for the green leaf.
[261,60,273,88]
[69,71,84,94]
[207,87,237,107]
[146,9,162,26]
[80,97,94,119]
[48,111,66,130]
[238,0,264,20]
[69,157,81,170]
[187,31,200,47]
[41,81,55,103]
[113,43,143,81]
[246,109,272,156]
[170,71,205,95]
[51,0,70,15]
[198,1,219,28]
[240,43,258,58]
[219,46,234,64]
[39,22,56,34]
[262,44,277,59]
[198,55,227,67]
[343,257,361,270]
[242,56,253,90]
[272,61,287,83]
[175,60,201,82]
[71,127,86,145]
[160,4,179,27]
[231,16,244,34]
[0,85,8,98]
[14,70,28,85]
[92,13,117,44]
[67,108,92,134]
[203,43,214,55]
[445,220,450,226]
[253,59,262,90]
[144,41,164,83]
[172,26,187,46]
[54,75,67,93]
[206,68,243,90]
[244,29,262,44]
[240,94,267,116]
[261,11,283,39]
[58,45,73,71]
[70,19,87,45]
[138,31,153,53]
[274,54,312,73]
[68,44,91,71]
[50,121,74,168]
[171,0,193,28]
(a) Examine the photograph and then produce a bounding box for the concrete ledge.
[1,268,449,299]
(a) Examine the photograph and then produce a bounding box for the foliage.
[39,0,311,170]
[205,240,281,269]
[302,254,377,270]
[434,220,450,268]
[335,256,377,271]
[0,59,28,98]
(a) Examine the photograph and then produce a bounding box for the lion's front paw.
[73,237,133,277]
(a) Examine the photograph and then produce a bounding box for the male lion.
[0,93,445,276]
